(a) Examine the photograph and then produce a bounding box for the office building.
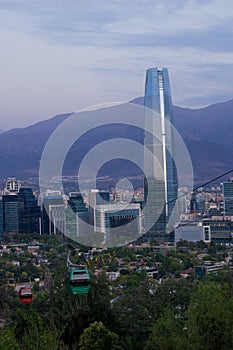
[4,177,21,194]
[40,191,65,235]
[190,192,197,212]
[196,194,206,214]
[144,68,178,239]
[66,192,88,237]
[223,178,233,215]
[18,187,41,234]
[94,203,141,243]
[2,177,20,234]
[48,204,66,235]
[0,198,3,240]
[3,194,19,233]
[87,190,110,225]
[175,216,233,245]
[175,222,211,244]
[202,217,232,245]
[2,186,41,235]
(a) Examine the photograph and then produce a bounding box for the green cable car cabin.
[67,267,90,295]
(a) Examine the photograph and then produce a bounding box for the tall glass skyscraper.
[223,178,233,216]
[144,68,178,239]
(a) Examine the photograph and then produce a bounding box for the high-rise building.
[18,188,41,234]
[196,194,205,214]
[66,192,89,237]
[4,177,21,194]
[2,177,19,234]
[87,190,110,225]
[190,192,197,212]
[144,68,178,239]
[48,204,66,235]
[0,198,3,240]
[223,178,233,216]
[94,203,141,243]
[40,191,65,234]
[2,186,41,235]
[3,194,19,233]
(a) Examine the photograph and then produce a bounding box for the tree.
[144,309,186,350]
[108,261,119,272]
[0,326,19,350]
[185,282,233,350]
[207,242,217,256]
[79,321,120,350]
[21,271,28,281]
[13,310,66,350]
[112,280,154,349]
[20,321,66,350]
[153,278,198,314]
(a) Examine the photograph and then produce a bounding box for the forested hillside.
[0,235,233,349]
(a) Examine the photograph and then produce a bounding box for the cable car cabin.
[19,287,33,304]
[67,268,90,295]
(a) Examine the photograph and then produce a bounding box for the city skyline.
[0,0,232,130]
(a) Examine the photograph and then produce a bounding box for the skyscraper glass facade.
[3,194,19,233]
[0,198,3,240]
[66,192,88,237]
[18,187,41,234]
[144,68,178,239]
[223,178,233,215]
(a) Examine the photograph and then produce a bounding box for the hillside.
[0,99,232,185]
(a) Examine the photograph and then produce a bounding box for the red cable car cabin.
[19,287,33,304]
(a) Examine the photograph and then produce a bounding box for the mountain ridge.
[0,99,232,184]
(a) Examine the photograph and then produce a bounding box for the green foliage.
[20,318,66,350]
[149,239,160,246]
[1,234,233,350]
[108,261,119,272]
[119,268,129,275]
[79,321,120,350]
[144,309,185,350]
[112,279,154,349]
[0,325,19,350]
[185,282,233,350]
[153,278,198,314]
[207,242,217,256]
[0,318,66,350]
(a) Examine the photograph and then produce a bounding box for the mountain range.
[0,98,233,186]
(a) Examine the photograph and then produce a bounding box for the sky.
[0,0,232,130]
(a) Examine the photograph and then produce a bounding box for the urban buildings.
[17,187,41,234]
[3,193,19,233]
[4,177,21,194]
[0,198,3,240]
[94,203,141,243]
[144,68,178,239]
[66,192,89,237]
[40,191,65,235]
[223,178,233,215]
[87,190,110,225]
[0,178,41,235]
[202,217,232,245]
[175,222,211,244]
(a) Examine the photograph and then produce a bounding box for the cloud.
[0,0,232,129]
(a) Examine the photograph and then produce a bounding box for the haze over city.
[1,0,233,130]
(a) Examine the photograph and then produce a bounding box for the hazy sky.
[0,0,232,130]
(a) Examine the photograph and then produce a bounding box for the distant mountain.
[174,99,233,183]
[0,99,232,185]
[0,114,72,178]
[0,128,4,134]
[131,97,233,183]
